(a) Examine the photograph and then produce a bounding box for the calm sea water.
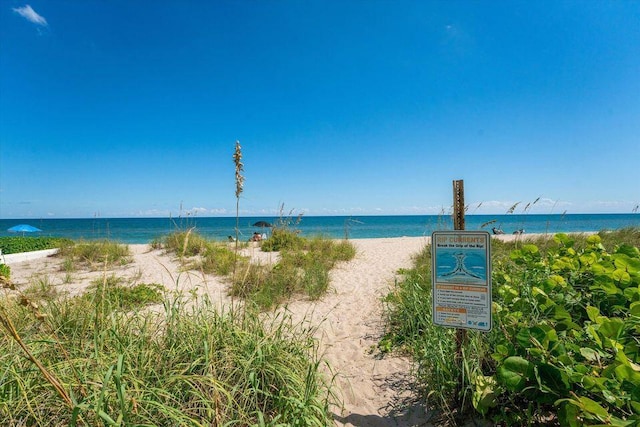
[0,214,638,244]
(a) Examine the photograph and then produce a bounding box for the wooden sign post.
[431,180,492,405]
[452,180,467,405]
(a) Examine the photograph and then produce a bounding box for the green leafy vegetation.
[261,227,306,252]
[382,228,640,426]
[0,236,72,255]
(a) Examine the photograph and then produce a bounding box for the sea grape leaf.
[586,235,602,245]
[517,325,556,350]
[624,287,640,303]
[546,274,567,290]
[586,325,603,348]
[592,275,622,295]
[614,364,640,384]
[472,375,498,415]
[586,306,601,323]
[580,347,600,362]
[554,233,574,247]
[498,356,533,392]
[553,305,572,322]
[537,362,570,394]
[598,318,624,340]
[578,396,610,419]
[580,252,599,268]
[613,254,640,273]
[616,244,640,258]
[557,401,581,427]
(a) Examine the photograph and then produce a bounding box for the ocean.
[0,214,638,244]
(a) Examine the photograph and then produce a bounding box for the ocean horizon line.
[1,213,638,244]
[2,212,639,221]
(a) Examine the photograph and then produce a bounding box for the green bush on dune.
[0,236,72,255]
[382,228,640,426]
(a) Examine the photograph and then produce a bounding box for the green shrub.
[261,228,305,252]
[0,237,72,255]
[159,229,356,310]
[159,231,244,276]
[383,230,640,426]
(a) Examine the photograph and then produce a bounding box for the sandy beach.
[4,234,535,426]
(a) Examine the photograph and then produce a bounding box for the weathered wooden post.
[432,180,492,408]
[452,179,467,405]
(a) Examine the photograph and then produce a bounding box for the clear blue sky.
[1,1,639,219]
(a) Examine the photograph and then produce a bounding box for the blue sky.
[1,1,639,219]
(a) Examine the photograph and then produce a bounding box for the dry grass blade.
[0,306,73,408]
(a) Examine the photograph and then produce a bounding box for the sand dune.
[6,234,540,426]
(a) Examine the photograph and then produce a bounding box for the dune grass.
[57,240,132,270]
[0,284,334,426]
[159,228,356,310]
[160,229,241,277]
[232,230,356,309]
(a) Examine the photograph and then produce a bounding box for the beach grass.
[159,228,356,310]
[0,284,334,426]
[232,229,356,309]
[160,229,241,276]
[57,240,132,270]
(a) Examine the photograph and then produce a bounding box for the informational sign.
[431,231,492,332]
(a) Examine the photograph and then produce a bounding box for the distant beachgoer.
[228,235,235,242]
[251,232,262,242]
[492,227,504,235]
[513,229,525,235]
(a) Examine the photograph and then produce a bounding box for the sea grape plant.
[481,234,640,426]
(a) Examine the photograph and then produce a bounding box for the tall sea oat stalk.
[233,140,244,277]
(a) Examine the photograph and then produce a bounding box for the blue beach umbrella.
[7,224,42,235]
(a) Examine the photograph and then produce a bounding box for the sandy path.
[275,237,433,426]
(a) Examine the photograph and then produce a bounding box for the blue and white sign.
[431,231,492,332]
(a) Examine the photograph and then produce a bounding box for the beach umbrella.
[7,224,42,236]
[252,221,272,228]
